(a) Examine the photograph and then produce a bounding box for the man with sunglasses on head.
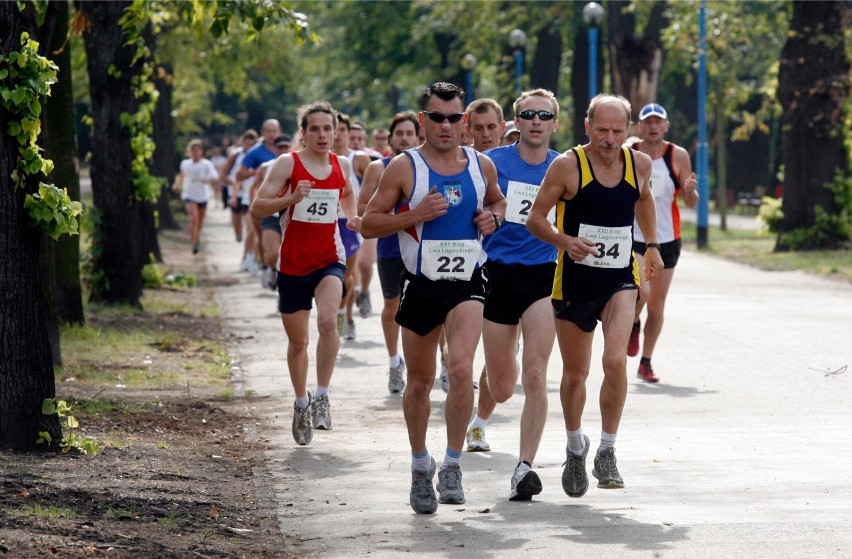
[361,82,506,514]
[527,94,663,499]
[627,103,699,383]
[473,89,561,501]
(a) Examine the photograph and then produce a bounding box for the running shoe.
[337,313,345,336]
[592,447,625,489]
[344,319,356,341]
[465,427,491,452]
[637,362,660,383]
[357,292,372,318]
[292,392,313,446]
[436,464,465,504]
[388,359,406,394]
[410,458,437,514]
[509,462,542,501]
[439,353,449,393]
[627,321,640,357]
[561,434,589,498]
[311,393,332,430]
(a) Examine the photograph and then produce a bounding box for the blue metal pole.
[588,27,598,99]
[697,0,709,248]
[465,70,474,106]
[514,50,523,96]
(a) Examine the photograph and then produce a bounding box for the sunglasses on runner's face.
[517,109,555,121]
[422,111,466,124]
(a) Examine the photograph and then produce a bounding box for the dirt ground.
[0,226,292,558]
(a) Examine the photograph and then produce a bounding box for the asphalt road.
[201,206,852,558]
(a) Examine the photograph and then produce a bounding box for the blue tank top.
[376,156,401,259]
[398,147,487,280]
[482,144,559,265]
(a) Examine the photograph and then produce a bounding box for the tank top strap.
[572,145,594,189]
[622,146,638,190]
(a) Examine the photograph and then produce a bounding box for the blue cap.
[639,103,667,121]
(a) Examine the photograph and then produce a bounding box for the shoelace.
[598,454,618,477]
[313,398,329,418]
[562,454,585,481]
[440,468,462,490]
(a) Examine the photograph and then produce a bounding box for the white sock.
[389,354,401,369]
[412,449,431,472]
[442,448,462,469]
[597,430,617,454]
[567,427,585,455]
[468,415,488,430]
[315,385,328,398]
[294,394,310,409]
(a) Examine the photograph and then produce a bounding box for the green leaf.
[41,398,57,415]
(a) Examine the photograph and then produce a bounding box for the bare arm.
[358,159,385,216]
[674,145,698,209]
[338,157,357,223]
[473,154,506,236]
[250,155,307,218]
[361,156,448,239]
[633,152,664,280]
[235,164,255,182]
[526,152,598,262]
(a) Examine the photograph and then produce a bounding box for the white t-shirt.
[179,158,218,203]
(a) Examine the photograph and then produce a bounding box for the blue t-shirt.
[241,142,276,170]
[481,143,559,266]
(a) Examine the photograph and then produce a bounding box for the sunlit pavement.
[202,206,852,558]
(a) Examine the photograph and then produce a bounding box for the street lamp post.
[461,53,477,106]
[696,0,709,248]
[583,2,605,100]
[508,28,527,96]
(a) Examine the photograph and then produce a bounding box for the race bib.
[292,188,339,224]
[420,239,480,281]
[576,223,632,269]
[505,181,555,225]
[649,169,667,198]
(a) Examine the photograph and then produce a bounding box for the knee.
[521,367,547,396]
[602,354,627,376]
[288,338,309,356]
[316,314,338,338]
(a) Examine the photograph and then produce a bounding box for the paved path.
[200,207,851,558]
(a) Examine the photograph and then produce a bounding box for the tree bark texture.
[777,1,850,244]
[76,0,154,306]
[0,4,62,450]
[40,0,85,325]
[606,0,668,126]
[152,63,179,232]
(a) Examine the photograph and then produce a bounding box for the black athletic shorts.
[483,261,555,325]
[396,269,486,336]
[377,257,404,299]
[633,239,682,269]
[552,282,638,333]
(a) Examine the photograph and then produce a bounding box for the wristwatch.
[646,242,661,250]
[493,214,503,230]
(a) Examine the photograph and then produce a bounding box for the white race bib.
[420,239,480,281]
[649,169,667,198]
[505,181,555,225]
[292,188,340,224]
[576,223,632,268]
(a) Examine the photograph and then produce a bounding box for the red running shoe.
[627,322,640,357]
[637,362,660,383]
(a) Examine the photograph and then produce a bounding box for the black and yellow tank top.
[552,145,641,303]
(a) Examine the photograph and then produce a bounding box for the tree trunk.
[35,0,85,327]
[0,4,62,450]
[777,0,850,249]
[529,20,562,96]
[152,63,179,232]
[606,0,668,126]
[76,0,153,306]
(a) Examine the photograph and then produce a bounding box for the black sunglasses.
[517,109,555,121]
[422,111,466,124]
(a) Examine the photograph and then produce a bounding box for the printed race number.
[420,239,480,281]
[292,188,339,224]
[576,223,632,269]
[505,180,555,225]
